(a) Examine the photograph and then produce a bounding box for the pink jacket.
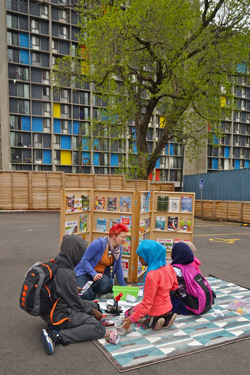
[130,264,178,322]
[191,256,201,273]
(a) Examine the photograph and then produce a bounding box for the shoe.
[41,329,55,355]
[164,312,177,329]
[153,317,165,331]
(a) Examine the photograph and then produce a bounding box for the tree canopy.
[55,0,250,179]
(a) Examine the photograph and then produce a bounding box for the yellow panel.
[221,96,226,108]
[81,61,89,74]
[160,116,166,128]
[61,151,72,165]
[53,103,61,118]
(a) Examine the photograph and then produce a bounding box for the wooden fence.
[195,200,250,223]
[0,171,174,210]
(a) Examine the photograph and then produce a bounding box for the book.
[121,259,129,278]
[122,236,131,255]
[169,197,180,212]
[156,238,174,252]
[120,215,132,233]
[96,218,107,232]
[81,194,90,211]
[119,196,131,212]
[65,220,77,234]
[66,194,75,212]
[141,191,151,212]
[107,197,117,212]
[79,214,87,232]
[168,216,178,231]
[110,218,120,228]
[95,196,105,211]
[155,216,166,230]
[157,195,169,211]
[180,217,192,232]
[145,191,151,212]
[144,217,150,232]
[74,197,82,211]
[181,196,193,212]
[139,220,145,234]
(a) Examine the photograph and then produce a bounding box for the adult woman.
[75,223,128,300]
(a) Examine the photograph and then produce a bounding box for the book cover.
[181,196,193,212]
[110,218,120,228]
[144,217,150,232]
[81,194,90,211]
[157,195,169,211]
[155,216,166,230]
[140,192,147,213]
[156,238,174,252]
[145,191,151,212]
[122,236,131,255]
[65,220,77,234]
[121,259,129,278]
[107,197,117,212]
[180,217,192,232]
[79,214,87,232]
[139,220,145,234]
[74,197,82,211]
[119,196,131,212]
[120,215,132,233]
[95,196,105,211]
[169,197,180,212]
[96,218,107,232]
[168,216,178,231]
[66,195,75,212]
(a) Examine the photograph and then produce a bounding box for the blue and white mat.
[94,277,250,372]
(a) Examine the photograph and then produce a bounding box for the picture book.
[168,197,180,212]
[139,220,145,234]
[121,259,129,278]
[110,218,120,228]
[155,216,166,231]
[95,196,105,211]
[144,217,150,232]
[107,197,117,212]
[156,238,174,252]
[181,196,193,212]
[157,195,169,211]
[65,220,77,234]
[81,194,90,211]
[180,217,192,232]
[120,215,132,233]
[140,191,151,212]
[145,191,151,212]
[119,196,131,212]
[96,218,107,232]
[74,198,82,211]
[122,236,131,255]
[79,214,87,232]
[168,216,178,231]
[66,194,75,212]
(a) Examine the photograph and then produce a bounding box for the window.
[31,19,39,33]
[236,111,241,121]
[61,104,69,117]
[41,5,48,18]
[82,122,90,136]
[235,123,240,134]
[80,92,89,105]
[7,31,18,46]
[34,133,42,148]
[241,100,246,110]
[18,100,29,114]
[34,149,42,163]
[59,10,67,22]
[54,135,60,149]
[43,86,50,98]
[17,67,29,81]
[17,83,29,98]
[10,132,22,147]
[31,36,40,50]
[10,115,21,130]
[59,26,67,39]
[62,120,69,134]
[54,150,60,164]
[246,114,250,124]
[61,89,68,102]
[43,102,50,116]
[32,52,40,66]
[52,39,58,52]
[7,14,18,28]
[8,48,19,63]
[43,118,51,132]
[42,70,50,84]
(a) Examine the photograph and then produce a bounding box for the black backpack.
[20,260,59,316]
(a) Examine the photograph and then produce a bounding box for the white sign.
[199,179,204,189]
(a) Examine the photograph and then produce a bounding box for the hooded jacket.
[41,235,94,326]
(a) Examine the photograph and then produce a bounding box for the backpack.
[20,260,59,316]
[173,264,213,314]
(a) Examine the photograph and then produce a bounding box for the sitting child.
[122,240,179,331]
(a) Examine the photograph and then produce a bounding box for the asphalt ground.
[0,212,249,375]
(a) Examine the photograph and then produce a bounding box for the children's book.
[121,259,129,278]
[66,195,75,212]
[139,220,145,234]
[144,217,150,232]
[79,214,87,232]
[119,196,131,212]
[81,194,90,211]
[74,197,82,211]
[110,218,120,228]
[107,197,117,212]
[95,196,105,211]
[168,216,178,231]
[140,192,151,212]
[96,218,107,232]
[180,217,192,232]
[122,236,131,255]
[120,215,132,233]
[181,196,193,212]
[65,220,77,234]
[155,216,166,230]
[157,195,169,211]
[156,238,174,252]
[145,191,151,212]
[169,197,180,212]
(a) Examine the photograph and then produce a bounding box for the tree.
[55,0,250,179]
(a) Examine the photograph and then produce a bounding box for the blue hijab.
[136,240,166,282]
[171,242,194,265]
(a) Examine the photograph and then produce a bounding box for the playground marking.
[209,238,240,245]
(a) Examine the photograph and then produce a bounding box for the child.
[122,240,179,331]
[185,241,202,273]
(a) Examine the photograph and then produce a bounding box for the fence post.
[239,202,243,223]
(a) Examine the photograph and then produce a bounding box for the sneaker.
[41,329,55,355]
[153,317,165,331]
[164,312,177,329]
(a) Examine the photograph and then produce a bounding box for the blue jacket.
[74,237,126,286]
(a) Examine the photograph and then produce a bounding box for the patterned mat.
[94,277,250,372]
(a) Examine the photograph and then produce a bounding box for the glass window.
[32,52,40,64]
[42,70,50,83]
[32,36,40,49]
[18,100,29,114]
[43,118,51,132]
[41,5,48,18]
[52,39,58,51]
[17,83,29,98]
[10,115,21,130]
[31,19,39,33]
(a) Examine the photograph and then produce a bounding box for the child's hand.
[122,317,132,330]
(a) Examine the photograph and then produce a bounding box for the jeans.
[76,273,112,300]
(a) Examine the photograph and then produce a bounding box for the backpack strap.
[49,299,71,326]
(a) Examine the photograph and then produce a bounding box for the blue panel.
[234,160,240,169]
[19,33,29,48]
[61,135,71,150]
[245,160,249,168]
[166,144,168,155]
[213,134,219,144]
[212,158,218,169]
[73,121,79,135]
[82,152,90,164]
[93,153,99,166]
[132,127,136,139]
[32,118,43,132]
[54,119,61,133]
[224,146,230,158]
[111,154,119,166]
[20,50,29,65]
[156,158,160,168]
[132,142,137,153]
[82,138,90,151]
[93,139,99,150]
[170,144,174,155]
[22,116,31,131]
[43,150,51,164]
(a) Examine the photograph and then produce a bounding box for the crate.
[112,286,139,301]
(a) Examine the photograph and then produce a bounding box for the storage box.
[112,286,139,301]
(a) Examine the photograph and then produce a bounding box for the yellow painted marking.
[209,238,240,244]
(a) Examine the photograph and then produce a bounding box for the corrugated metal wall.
[184,169,250,201]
